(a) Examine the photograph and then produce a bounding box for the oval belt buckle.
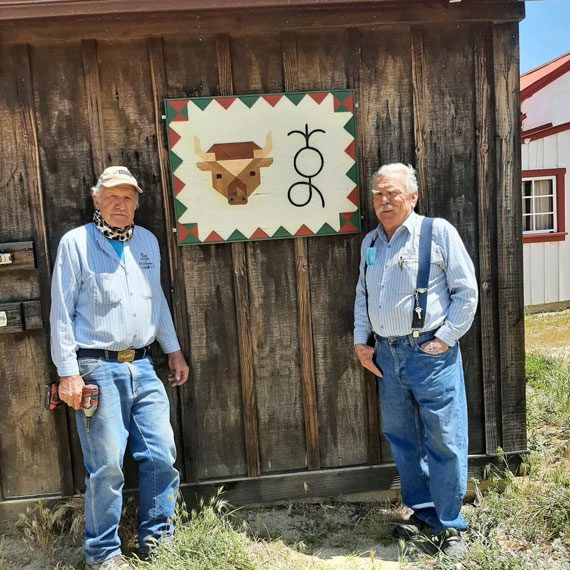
[118,349,135,362]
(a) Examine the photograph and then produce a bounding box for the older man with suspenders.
[354,163,478,558]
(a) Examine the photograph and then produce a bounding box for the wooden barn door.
[0,44,73,500]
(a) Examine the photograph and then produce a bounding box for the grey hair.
[371,163,418,195]
[91,184,139,207]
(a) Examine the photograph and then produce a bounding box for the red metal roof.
[521,50,570,102]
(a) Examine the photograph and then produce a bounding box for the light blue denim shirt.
[50,223,180,377]
[354,211,478,347]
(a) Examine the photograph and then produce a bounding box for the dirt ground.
[237,500,406,569]
[0,534,82,570]
[0,499,405,570]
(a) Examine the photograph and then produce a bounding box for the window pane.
[534,179,553,197]
[523,180,532,197]
[534,195,553,214]
[535,214,554,231]
[521,176,558,234]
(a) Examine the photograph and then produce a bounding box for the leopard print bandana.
[93,210,134,242]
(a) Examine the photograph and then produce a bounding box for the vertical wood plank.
[492,22,527,452]
[474,26,502,454]
[0,47,33,244]
[14,43,74,497]
[15,46,51,331]
[410,26,429,217]
[294,237,321,470]
[0,44,63,499]
[346,27,380,466]
[282,31,321,471]
[81,39,106,175]
[230,240,260,478]
[148,36,198,482]
[216,34,233,95]
[216,34,261,478]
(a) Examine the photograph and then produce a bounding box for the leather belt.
[76,346,151,363]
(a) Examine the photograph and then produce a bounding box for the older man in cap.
[354,163,478,558]
[50,166,189,570]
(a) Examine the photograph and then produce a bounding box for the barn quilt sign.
[165,90,360,245]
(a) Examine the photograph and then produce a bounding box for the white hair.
[91,184,139,207]
[371,163,418,195]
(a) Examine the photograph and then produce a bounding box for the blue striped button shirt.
[50,223,181,377]
[354,211,478,347]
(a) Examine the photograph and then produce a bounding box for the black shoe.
[392,514,431,540]
[439,530,467,559]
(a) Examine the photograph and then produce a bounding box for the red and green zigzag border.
[164,89,360,245]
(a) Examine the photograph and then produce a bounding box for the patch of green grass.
[135,491,254,570]
[526,353,570,433]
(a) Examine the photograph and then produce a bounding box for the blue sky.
[520,0,570,74]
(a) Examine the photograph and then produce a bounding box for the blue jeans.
[76,357,179,565]
[373,331,468,533]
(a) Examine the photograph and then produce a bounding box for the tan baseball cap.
[96,166,143,193]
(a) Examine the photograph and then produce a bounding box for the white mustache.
[378,205,395,212]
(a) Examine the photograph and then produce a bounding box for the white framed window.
[522,176,556,233]
[521,168,566,244]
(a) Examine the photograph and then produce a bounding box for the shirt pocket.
[137,269,155,300]
[401,250,419,287]
[89,273,122,306]
[431,245,445,269]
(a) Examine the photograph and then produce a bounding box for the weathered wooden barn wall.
[0,0,526,511]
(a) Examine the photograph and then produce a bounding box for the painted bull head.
[195,133,273,205]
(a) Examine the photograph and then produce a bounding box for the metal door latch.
[0,312,7,327]
[0,253,12,265]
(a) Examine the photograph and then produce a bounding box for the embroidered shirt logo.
[139,253,154,270]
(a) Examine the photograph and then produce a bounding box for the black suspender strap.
[411,217,434,336]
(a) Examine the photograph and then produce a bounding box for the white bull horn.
[194,137,216,161]
[253,132,272,158]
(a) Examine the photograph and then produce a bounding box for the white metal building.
[521,51,570,309]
